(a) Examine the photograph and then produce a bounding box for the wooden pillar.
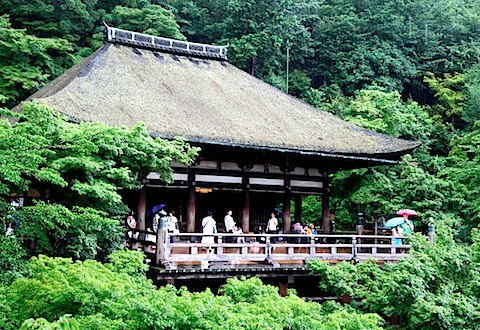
[187,167,196,233]
[322,173,330,233]
[155,227,166,266]
[278,278,288,297]
[137,186,147,232]
[242,170,250,233]
[294,195,302,224]
[284,174,292,233]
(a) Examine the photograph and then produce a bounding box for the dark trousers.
[267,230,277,243]
[225,231,233,243]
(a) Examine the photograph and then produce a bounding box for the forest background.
[1,0,480,329]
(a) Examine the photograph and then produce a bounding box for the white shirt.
[167,216,178,231]
[224,215,235,231]
[202,216,216,235]
[267,217,278,231]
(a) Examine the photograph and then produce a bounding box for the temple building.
[21,26,419,234]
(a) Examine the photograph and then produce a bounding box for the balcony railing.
[128,230,411,270]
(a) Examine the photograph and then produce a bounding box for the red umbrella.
[397,209,417,216]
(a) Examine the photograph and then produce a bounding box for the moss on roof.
[25,43,419,158]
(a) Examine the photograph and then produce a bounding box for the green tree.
[218,0,312,79]
[424,72,466,131]
[20,315,80,330]
[462,63,480,127]
[0,102,198,213]
[1,0,99,54]
[103,4,185,40]
[0,15,75,109]
[442,123,480,230]
[0,253,385,329]
[299,0,480,102]
[308,221,480,329]
[14,202,123,261]
[0,102,199,259]
[160,0,229,43]
[0,233,30,286]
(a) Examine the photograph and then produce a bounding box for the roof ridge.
[104,23,228,60]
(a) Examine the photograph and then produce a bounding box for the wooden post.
[322,173,330,233]
[309,236,315,255]
[137,185,147,232]
[294,195,302,224]
[284,174,292,233]
[155,227,167,266]
[352,236,357,258]
[322,193,330,233]
[217,235,223,257]
[187,167,196,233]
[279,278,288,297]
[281,160,293,233]
[242,170,250,233]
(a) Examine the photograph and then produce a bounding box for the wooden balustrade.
[127,230,410,270]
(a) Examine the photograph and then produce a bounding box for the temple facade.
[21,25,420,234]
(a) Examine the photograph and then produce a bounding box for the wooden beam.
[187,167,196,232]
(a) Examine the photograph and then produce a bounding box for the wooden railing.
[105,24,228,59]
[126,230,411,270]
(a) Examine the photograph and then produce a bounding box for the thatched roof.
[23,39,419,161]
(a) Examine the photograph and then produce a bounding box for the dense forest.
[1,0,480,329]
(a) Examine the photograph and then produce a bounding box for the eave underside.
[193,143,405,172]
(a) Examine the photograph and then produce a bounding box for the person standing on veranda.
[166,211,178,243]
[126,211,138,249]
[398,213,414,253]
[202,211,217,253]
[399,213,414,235]
[267,212,278,243]
[224,209,235,243]
[224,209,235,233]
[267,212,278,234]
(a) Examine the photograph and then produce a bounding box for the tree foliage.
[0,233,30,286]
[0,251,385,330]
[13,201,123,261]
[217,0,311,77]
[0,15,75,109]
[0,102,198,260]
[0,102,198,214]
[442,123,480,230]
[103,4,185,40]
[3,0,99,48]
[308,221,480,329]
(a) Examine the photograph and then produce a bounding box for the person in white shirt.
[152,214,160,232]
[167,211,178,243]
[202,211,216,245]
[224,209,235,232]
[267,212,278,234]
[224,209,235,243]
